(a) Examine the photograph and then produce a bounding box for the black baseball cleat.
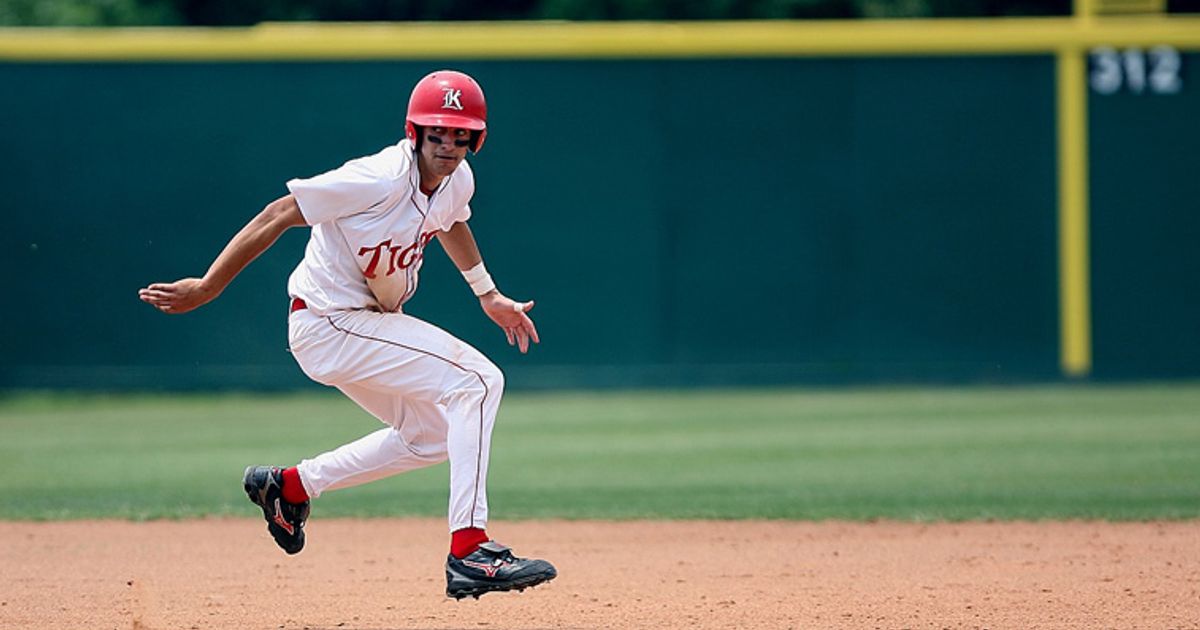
[242,465,310,555]
[446,541,557,600]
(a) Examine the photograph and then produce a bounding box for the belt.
[290,297,307,313]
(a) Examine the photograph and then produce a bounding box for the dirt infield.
[1,519,1197,629]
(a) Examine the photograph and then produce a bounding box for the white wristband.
[462,262,496,297]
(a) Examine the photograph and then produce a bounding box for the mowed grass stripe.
[0,384,1196,520]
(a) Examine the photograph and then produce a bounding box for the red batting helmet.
[405,70,488,153]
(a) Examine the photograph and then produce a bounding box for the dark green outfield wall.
[1089,53,1200,380]
[0,55,1183,390]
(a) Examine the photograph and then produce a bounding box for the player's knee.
[439,360,503,407]
[478,361,504,397]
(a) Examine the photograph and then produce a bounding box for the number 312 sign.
[1089,46,1183,95]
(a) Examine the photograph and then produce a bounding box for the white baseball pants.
[286,307,503,532]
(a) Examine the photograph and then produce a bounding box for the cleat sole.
[446,572,556,600]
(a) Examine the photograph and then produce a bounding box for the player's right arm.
[138,194,306,315]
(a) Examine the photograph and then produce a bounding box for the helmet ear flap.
[470,129,487,154]
[407,122,422,151]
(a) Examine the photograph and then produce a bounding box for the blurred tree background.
[0,0,1195,26]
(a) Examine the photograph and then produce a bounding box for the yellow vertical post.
[1056,36,1093,377]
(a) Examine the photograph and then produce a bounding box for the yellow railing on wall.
[3,16,1197,377]
[0,18,1198,60]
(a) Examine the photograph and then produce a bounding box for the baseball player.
[138,70,556,599]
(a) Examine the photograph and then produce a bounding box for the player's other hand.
[480,291,539,353]
[138,278,218,315]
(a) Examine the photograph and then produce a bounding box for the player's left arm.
[437,221,539,354]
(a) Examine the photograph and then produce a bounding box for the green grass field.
[0,383,1197,521]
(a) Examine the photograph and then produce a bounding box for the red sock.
[450,527,489,558]
[280,467,309,504]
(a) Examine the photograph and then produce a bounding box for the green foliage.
[0,0,178,26]
[14,0,1200,25]
[0,384,1197,521]
[0,0,1078,26]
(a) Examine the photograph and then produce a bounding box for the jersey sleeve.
[439,162,475,230]
[445,202,472,229]
[286,156,393,226]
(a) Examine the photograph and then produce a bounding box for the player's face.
[419,126,471,178]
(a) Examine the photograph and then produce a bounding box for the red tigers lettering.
[358,231,439,279]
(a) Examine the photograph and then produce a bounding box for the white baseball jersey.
[286,138,474,313]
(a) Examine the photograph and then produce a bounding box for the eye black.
[427,133,470,148]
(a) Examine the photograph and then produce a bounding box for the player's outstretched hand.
[480,292,539,353]
[138,278,218,315]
